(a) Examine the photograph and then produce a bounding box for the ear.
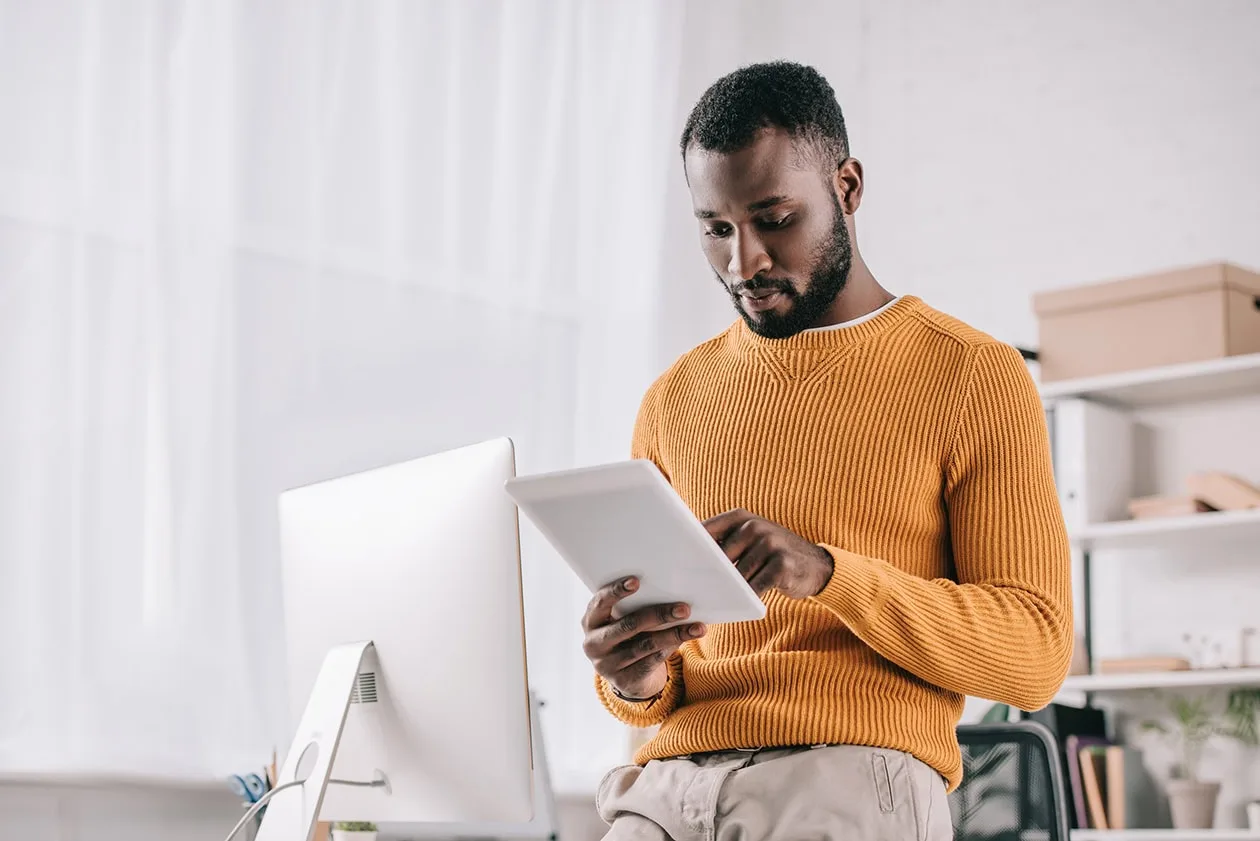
[832,157,864,215]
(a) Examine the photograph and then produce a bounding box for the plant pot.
[1166,779,1220,830]
[331,832,377,841]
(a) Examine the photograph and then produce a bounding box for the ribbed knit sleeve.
[810,342,1073,710]
[595,655,685,728]
[594,371,687,726]
[629,371,669,476]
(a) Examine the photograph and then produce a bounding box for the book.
[1127,494,1215,519]
[1105,746,1125,828]
[1097,656,1191,674]
[1186,471,1260,511]
[1063,734,1173,830]
[1079,744,1109,829]
[1104,744,1172,829]
[1066,734,1111,828]
[1026,702,1107,823]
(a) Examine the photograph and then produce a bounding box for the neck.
[810,257,894,328]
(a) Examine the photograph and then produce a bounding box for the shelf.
[1073,831,1260,840]
[1070,508,1260,552]
[1060,666,1260,694]
[1040,352,1260,408]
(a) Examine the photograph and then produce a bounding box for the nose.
[727,229,772,282]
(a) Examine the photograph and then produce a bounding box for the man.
[580,61,1072,840]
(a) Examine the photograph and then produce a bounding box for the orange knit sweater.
[595,295,1073,791]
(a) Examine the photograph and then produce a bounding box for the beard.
[720,194,853,339]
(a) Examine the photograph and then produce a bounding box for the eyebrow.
[694,195,790,219]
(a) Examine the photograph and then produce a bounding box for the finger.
[582,576,639,631]
[733,536,774,587]
[586,601,690,656]
[718,518,767,562]
[702,508,753,542]
[746,556,782,596]
[603,623,707,674]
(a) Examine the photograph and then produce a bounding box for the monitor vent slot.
[350,671,378,705]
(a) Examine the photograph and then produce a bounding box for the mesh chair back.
[949,721,1070,841]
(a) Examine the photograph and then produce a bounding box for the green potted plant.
[332,821,378,841]
[1141,689,1260,830]
[1228,689,1260,831]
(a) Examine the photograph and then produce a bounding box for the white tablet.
[505,459,767,626]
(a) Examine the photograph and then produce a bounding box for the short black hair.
[680,61,849,173]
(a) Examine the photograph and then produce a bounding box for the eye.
[704,224,733,239]
[759,214,794,230]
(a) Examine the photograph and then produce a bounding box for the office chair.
[950,721,1072,841]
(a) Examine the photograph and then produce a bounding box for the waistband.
[669,743,836,765]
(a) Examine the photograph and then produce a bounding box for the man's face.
[685,128,852,339]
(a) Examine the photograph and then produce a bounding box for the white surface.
[276,438,533,824]
[506,460,767,627]
[1071,509,1260,552]
[1041,353,1260,408]
[0,781,246,841]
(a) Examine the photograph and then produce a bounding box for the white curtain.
[0,0,689,794]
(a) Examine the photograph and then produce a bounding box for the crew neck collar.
[732,295,923,352]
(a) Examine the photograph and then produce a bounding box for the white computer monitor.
[259,437,535,840]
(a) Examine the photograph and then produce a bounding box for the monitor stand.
[254,641,554,841]
[256,640,382,841]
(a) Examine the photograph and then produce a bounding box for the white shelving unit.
[1039,352,1260,831]
[1041,354,1260,684]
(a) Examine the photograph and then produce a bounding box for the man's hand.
[581,577,707,701]
[704,509,834,599]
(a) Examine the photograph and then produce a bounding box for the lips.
[741,290,786,313]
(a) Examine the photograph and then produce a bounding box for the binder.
[1050,398,1134,530]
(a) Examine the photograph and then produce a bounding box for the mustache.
[728,277,795,297]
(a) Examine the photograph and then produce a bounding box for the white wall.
[656,0,1260,363]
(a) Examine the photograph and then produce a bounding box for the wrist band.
[611,682,665,707]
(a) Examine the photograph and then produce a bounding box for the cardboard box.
[1033,262,1260,382]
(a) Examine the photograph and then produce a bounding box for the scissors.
[228,772,268,805]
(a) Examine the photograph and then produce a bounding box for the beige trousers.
[596,744,953,841]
